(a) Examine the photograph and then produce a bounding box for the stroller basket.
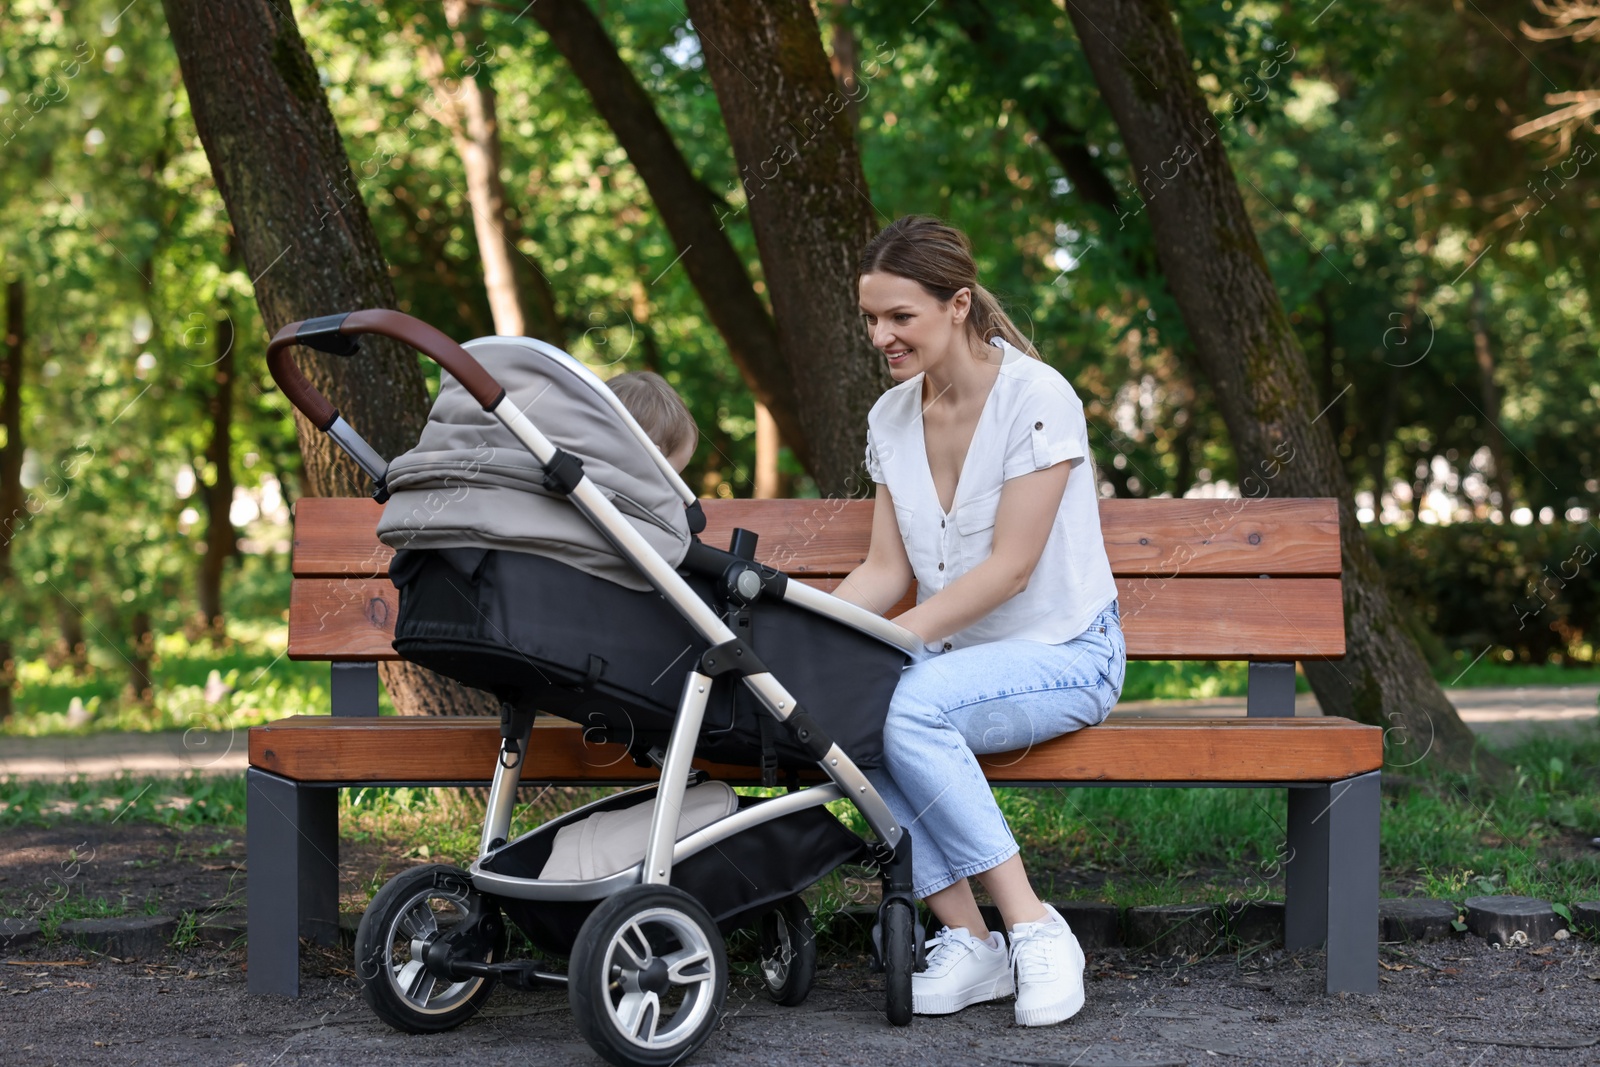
[479,786,870,957]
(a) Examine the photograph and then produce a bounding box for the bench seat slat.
[248,715,1381,784]
[287,575,1346,661]
[291,497,1341,580]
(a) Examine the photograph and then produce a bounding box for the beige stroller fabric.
[537,782,740,881]
[375,338,691,591]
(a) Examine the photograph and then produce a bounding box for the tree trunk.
[1470,279,1515,517]
[0,280,24,721]
[525,1,810,467]
[1064,0,1491,774]
[754,402,780,499]
[127,610,155,707]
[1315,288,1346,448]
[827,0,862,131]
[54,600,87,676]
[628,274,665,376]
[420,0,562,342]
[1171,417,1196,498]
[198,306,236,641]
[684,0,891,494]
[164,0,495,717]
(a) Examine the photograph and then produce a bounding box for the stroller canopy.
[375,337,691,591]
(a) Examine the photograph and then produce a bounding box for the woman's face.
[858,272,971,383]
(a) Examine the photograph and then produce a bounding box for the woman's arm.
[833,486,915,616]
[893,460,1072,645]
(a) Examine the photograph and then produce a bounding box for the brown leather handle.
[266,309,508,431]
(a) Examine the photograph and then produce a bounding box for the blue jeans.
[866,600,1125,899]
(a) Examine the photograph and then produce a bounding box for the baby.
[606,371,697,473]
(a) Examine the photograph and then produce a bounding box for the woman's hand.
[833,487,915,616]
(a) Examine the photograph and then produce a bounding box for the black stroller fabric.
[387,545,906,770]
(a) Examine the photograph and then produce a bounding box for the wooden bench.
[248,495,1380,997]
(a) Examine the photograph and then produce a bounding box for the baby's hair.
[606,371,697,458]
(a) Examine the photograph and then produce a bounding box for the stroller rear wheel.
[355,864,503,1034]
[759,896,817,1006]
[569,883,728,1067]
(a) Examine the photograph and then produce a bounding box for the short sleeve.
[864,424,886,484]
[1002,378,1086,481]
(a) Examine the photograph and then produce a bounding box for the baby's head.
[606,371,697,472]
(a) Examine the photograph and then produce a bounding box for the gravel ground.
[3,926,1598,1066]
[4,823,1598,1065]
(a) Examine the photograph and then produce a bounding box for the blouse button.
[942,642,953,651]
[1034,421,1043,430]
[937,562,945,571]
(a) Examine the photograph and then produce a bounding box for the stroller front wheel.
[881,897,916,1026]
[355,864,503,1033]
[569,883,728,1067]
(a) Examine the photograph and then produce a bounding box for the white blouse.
[864,338,1118,651]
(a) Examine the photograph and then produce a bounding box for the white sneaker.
[1009,904,1086,1026]
[911,926,1014,1015]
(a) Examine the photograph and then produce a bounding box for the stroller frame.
[267,309,924,1064]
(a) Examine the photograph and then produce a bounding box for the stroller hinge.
[699,637,767,678]
[498,701,534,769]
[539,448,586,495]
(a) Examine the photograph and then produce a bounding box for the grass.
[2,885,165,941]
[0,773,248,828]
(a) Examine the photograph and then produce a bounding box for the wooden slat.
[1099,497,1340,577]
[802,576,1346,659]
[706,498,1342,579]
[293,496,1342,580]
[288,579,401,661]
[978,716,1381,781]
[290,574,1344,661]
[250,716,772,784]
[1115,576,1346,660]
[249,715,1381,784]
[292,497,393,578]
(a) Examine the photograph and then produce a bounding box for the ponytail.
[969,283,1039,360]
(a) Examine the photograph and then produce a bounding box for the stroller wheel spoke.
[616,921,654,972]
[617,990,661,1042]
[399,902,438,941]
[395,960,427,997]
[663,946,712,986]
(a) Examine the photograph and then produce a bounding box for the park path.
[0,683,1594,781]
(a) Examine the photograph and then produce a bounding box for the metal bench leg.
[1286,771,1379,994]
[248,769,340,996]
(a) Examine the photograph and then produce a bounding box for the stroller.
[266,309,923,1066]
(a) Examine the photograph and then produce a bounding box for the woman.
[834,216,1125,1026]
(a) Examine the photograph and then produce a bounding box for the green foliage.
[0,772,246,828]
[1368,521,1599,665]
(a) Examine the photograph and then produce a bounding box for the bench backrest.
[288,496,1344,665]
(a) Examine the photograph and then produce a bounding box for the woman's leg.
[876,602,1124,924]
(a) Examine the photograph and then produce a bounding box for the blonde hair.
[858,215,1040,359]
[607,371,697,457]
